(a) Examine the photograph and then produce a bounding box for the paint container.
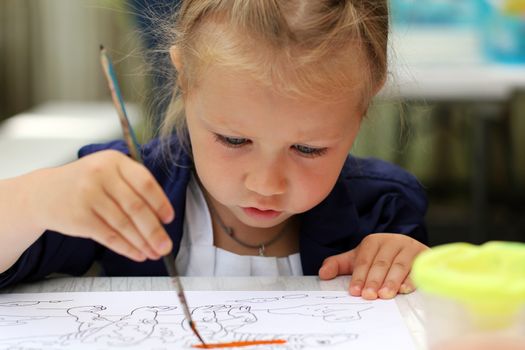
[411,241,525,350]
[478,0,525,63]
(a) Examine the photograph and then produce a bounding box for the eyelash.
[292,144,328,158]
[214,134,327,158]
[214,134,250,148]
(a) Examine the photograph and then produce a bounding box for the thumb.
[319,250,356,280]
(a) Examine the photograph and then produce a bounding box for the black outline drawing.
[0,293,375,349]
[0,300,73,307]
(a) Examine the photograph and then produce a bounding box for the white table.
[0,101,140,180]
[0,276,427,349]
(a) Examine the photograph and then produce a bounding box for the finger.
[118,160,175,224]
[348,239,380,297]
[362,245,403,300]
[361,245,400,300]
[88,211,146,262]
[92,189,160,260]
[104,174,172,256]
[378,249,417,299]
[319,250,356,280]
[399,276,416,294]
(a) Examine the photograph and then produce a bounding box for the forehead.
[187,66,362,141]
[192,65,363,108]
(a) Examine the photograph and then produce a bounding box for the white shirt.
[175,175,303,276]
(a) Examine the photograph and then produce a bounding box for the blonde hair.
[157,0,389,151]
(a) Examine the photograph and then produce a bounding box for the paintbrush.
[99,45,207,347]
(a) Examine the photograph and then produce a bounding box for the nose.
[244,155,287,197]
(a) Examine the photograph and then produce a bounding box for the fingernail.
[399,284,413,294]
[351,285,362,294]
[157,240,171,254]
[163,211,175,224]
[363,288,377,299]
[379,287,395,299]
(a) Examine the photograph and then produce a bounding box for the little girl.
[0,0,428,300]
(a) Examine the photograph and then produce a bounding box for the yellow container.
[411,241,525,349]
[504,0,525,14]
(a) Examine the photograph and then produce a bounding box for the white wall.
[0,0,145,116]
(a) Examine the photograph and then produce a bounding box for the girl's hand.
[318,233,429,300]
[34,150,175,262]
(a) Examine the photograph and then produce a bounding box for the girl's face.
[185,67,363,229]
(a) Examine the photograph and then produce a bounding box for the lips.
[242,207,282,220]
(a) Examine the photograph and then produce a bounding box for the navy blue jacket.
[0,137,428,288]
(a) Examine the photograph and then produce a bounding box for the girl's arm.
[0,150,175,275]
[0,170,48,273]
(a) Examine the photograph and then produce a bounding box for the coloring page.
[0,291,416,349]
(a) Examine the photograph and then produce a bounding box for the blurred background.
[0,0,524,246]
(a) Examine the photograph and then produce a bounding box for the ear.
[169,45,183,72]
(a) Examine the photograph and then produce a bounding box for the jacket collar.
[299,175,361,275]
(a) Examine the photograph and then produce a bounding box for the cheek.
[289,158,346,213]
[191,137,243,202]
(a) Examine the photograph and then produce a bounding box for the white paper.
[0,291,416,349]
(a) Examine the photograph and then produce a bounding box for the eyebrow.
[199,113,347,145]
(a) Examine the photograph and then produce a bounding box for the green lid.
[412,241,525,319]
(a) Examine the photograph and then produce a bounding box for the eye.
[214,134,250,148]
[293,144,327,158]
